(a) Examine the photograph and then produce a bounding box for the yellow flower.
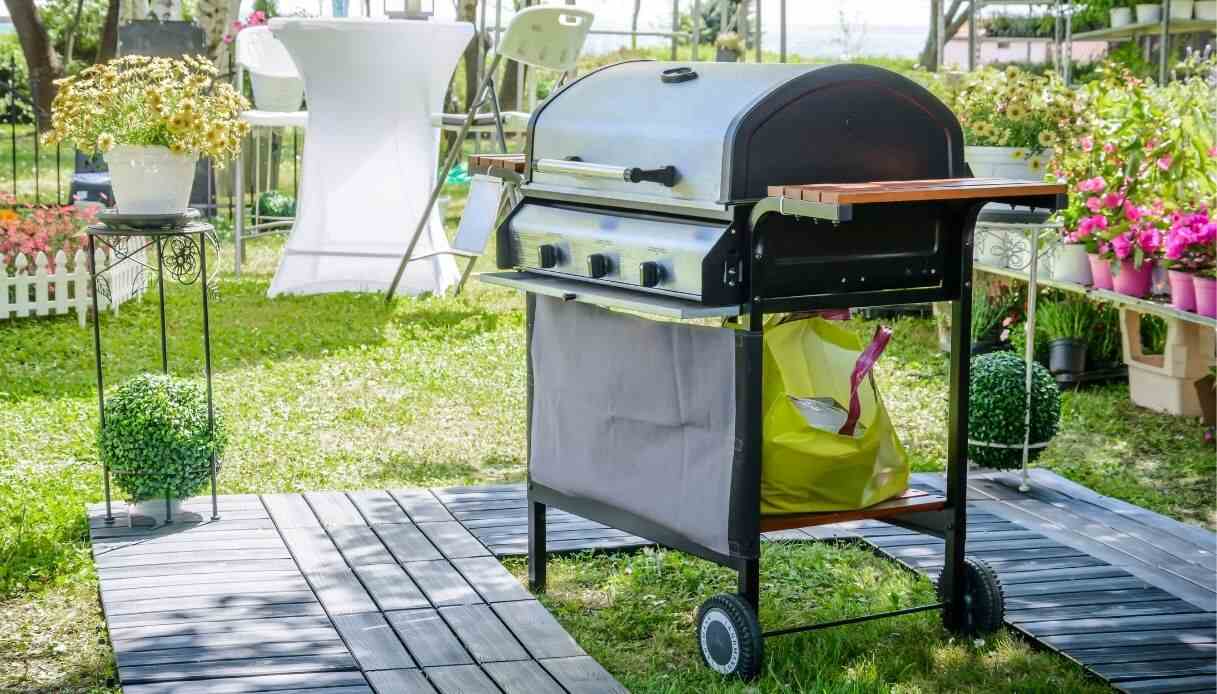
[1011,149,1025,160]
[1029,158,1042,171]
[1006,103,1028,120]
[97,133,115,152]
[1037,130,1058,147]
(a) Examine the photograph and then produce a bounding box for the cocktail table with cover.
[267,18,473,296]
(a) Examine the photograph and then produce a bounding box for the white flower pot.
[1110,7,1134,25]
[1051,243,1093,285]
[1170,0,1195,18]
[129,498,183,526]
[1135,3,1162,23]
[105,144,197,215]
[250,72,305,113]
[1196,1,1216,19]
[965,146,1044,181]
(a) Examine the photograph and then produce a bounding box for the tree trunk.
[99,0,120,62]
[195,0,239,66]
[631,0,641,50]
[4,0,62,128]
[919,0,968,71]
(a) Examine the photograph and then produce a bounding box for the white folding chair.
[233,26,308,277]
[405,174,508,295]
[386,5,593,298]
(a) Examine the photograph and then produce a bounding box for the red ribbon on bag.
[839,325,893,437]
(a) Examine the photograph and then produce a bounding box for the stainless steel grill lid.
[524,61,964,206]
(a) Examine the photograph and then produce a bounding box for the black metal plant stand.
[88,220,221,526]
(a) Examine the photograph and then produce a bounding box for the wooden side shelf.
[769,178,1065,205]
[469,153,526,174]
[759,488,946,533]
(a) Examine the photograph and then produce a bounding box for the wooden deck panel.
[89,470,1213,693]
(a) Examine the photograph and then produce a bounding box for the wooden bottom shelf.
[760,489,946,533]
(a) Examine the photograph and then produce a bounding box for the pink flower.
[1110,233,1133,260]
[1086,197,1103,213]
[1103,143,1117,154]
[1102,192,1124,209]
[1138,228,1162,255]
[1156,156,1173,171]
[1078,176,1106,193]
[1208,146,1217,158]
[1123,201,1142,222]
[1080,136,1094,152]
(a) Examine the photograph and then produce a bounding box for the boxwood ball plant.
[98,373,226,503]
[968,351,1060,469]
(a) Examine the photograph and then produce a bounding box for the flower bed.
[0,196,145,326]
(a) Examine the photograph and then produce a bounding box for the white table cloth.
[267,18,473,297]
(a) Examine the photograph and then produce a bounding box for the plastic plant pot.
[1048,338,1087,375]
[1194,275,1217,318]
[1168,270,1197,312]
[1112,258,1154,298]
[1088,253,1114,290]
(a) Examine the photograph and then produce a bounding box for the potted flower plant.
[46,55,249,215]
[715,32,744,62]
[1036,296,1095,376]
[1164,207,1216,313]
[946,66,1073,181]
[98,373,227,524]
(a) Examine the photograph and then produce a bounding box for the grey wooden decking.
[88,491,625,694]
[88,469,1216,693]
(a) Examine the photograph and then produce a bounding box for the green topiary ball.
[98,373,226,503]
[968,351,1060,469]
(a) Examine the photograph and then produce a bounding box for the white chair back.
[236,26,300,79]
[497,6,593,73]
[451,175,505,255]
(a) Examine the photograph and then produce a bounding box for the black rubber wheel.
[939,556,1006,635]
[695,593,763,680]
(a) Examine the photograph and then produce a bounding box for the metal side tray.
[479,271,740,320]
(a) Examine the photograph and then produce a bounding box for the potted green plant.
[98,373,227,525]
[968,351,1061,470]
[46,55,249,215]
[970,283,1020,355]
[1036,297,1095,376]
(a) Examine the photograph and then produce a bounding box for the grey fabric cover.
[529,296,737,556]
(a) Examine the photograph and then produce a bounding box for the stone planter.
[104,144,197,214]
[1135,3,1162,23]
[1052,243,1092,285]
[965,145,1045,181]
[1110,7,1134,25]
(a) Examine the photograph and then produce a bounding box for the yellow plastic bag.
[760,317,909,515]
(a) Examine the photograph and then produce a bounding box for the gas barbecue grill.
[479,60,1065,679]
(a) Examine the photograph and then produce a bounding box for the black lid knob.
[587,253,611,279]
[661,66,698,84]
[538,244,559,269]
[639,261,662,288]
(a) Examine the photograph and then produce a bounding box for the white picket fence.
[0,244,147,327]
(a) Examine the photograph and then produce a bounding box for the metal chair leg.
[386,53,505,300]
[453,256,478,296]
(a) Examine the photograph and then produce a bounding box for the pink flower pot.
[1088,253,1113,289]
[1195,275,1217,318]
[1112,258,1154,298]
[1168,270,1196,311]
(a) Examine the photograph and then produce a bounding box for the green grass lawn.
[0,215,1212,691]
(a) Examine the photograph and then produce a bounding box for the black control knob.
[639,261,662,287]
[587,253,611,279]
[538,244,559,269]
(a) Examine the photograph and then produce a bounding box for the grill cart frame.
[486,177,1065,679]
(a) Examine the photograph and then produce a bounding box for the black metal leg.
[89,233,113,525]
[529,499,546,592]
[155,237,168,374]
[198,232,220,522]
[943,208,977,631]
[738,558,760,613]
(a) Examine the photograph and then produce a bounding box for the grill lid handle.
[533,158,680,188]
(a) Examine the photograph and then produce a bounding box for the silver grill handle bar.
[533,158,678,187]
